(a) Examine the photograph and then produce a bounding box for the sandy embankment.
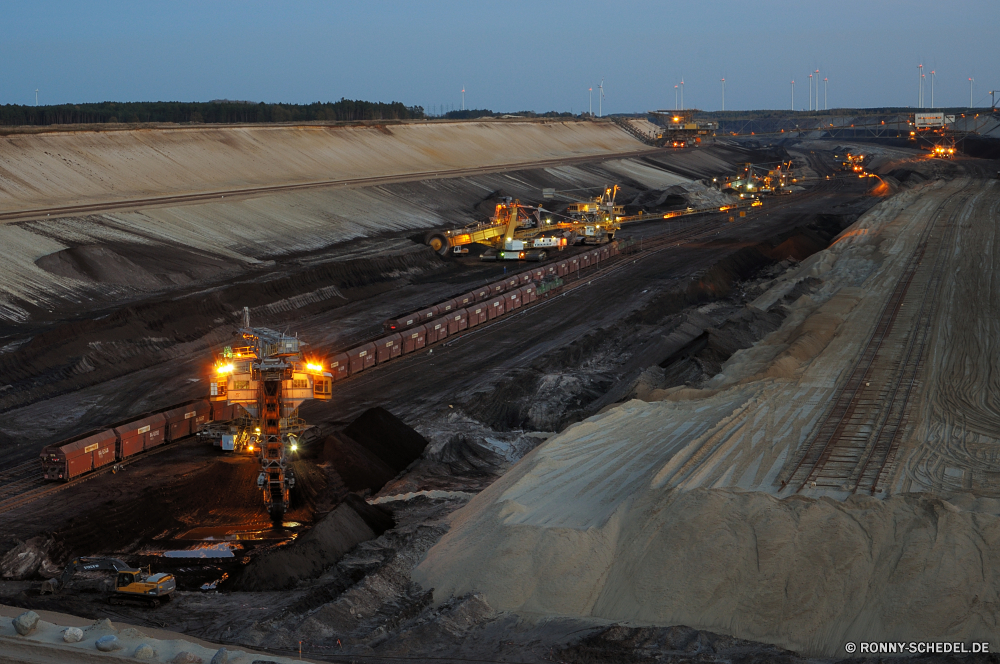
[415,174,1000,657]
[0,120,643,213]
[0,121,646,322]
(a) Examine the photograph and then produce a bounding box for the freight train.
[40,242,623,483]
[351,243,620,378]
[39,399,242,481]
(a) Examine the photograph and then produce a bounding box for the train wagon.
[472,286,490,301]
[521,284,537,304]
[426,318,449,343]
[516,271,533,285]
[455,292,477,308]
[347,343,377,374]
[446,309,469,334]
[211,401,243,422]
[384,313,420,333]
[503,276,520,290]
[505,290,522,311]
[115,413,167,458]
[401,325,427,353]
[487,298,506,320]
[434,299,459,316]
[486,280,507,296]
[40,429,117,481]
[375,334,402,363]
[163,401,211,442]
[468,304,488,328]
[414,306,438,323]
[329,353,350,381]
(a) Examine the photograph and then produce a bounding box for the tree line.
[442,109,577,119]
[0,99,426,126]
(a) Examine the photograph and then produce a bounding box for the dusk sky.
[2,0,995,113]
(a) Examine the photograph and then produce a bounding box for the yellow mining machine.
[724,162,797,198]
[837,152,868,173]
[425,187,624,261]
[210,307,333,520]
[647,110,718,147]
[41,557,176,607]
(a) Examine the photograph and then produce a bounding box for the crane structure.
[647,110,719,147]
[209,308,333,520]
[425,187,623,261]
[723,161,798,197]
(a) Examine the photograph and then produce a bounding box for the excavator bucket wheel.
[424,232,450,256]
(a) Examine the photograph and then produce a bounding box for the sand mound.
[418,487,1000,657]
[415,174,1000,657]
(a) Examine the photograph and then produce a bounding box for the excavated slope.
[415,173,1000,657]
[0,120,643,213]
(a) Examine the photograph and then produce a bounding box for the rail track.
[0,437,196,516]
[782,179,972,495]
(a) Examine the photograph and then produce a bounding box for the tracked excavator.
[209,308,333,520]
[41,557,175,607]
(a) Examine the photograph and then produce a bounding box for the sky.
[1,0,996,113]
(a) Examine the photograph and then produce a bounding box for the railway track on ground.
[0,437,196,516]
[782,180,972,495]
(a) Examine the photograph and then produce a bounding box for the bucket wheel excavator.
[209,308,333,521]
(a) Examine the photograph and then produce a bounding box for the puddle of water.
[162,543,235,559]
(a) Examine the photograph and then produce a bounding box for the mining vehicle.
[426,187,624,260]
[41,557,175,607]
[930,141,956,158]
[209,307,333,520]
[647,110,717,147]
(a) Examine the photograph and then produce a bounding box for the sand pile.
[415,174,1000,657]
[418,487,1000,657]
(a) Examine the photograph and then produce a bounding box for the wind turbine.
[461,86,465,111]
[824,77,828,110]
[790,80,795,111]
[35,89,38,106]
[930,70,935,107]
[721,77,725,111]
[680,78,684,111]
[674,84,679,110]
[918,64,923,107]
[808,73,813,111]
[598,78,604,117]
[589,87,593,115]
[815,69,820,109]
[970,77,974,107]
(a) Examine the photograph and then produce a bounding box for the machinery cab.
[116,570,140,590]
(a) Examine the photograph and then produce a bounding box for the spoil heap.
[416,169,1000,657]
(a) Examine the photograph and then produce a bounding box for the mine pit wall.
[0,119,645,213]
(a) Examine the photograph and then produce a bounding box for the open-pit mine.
[2,115,1000,663]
